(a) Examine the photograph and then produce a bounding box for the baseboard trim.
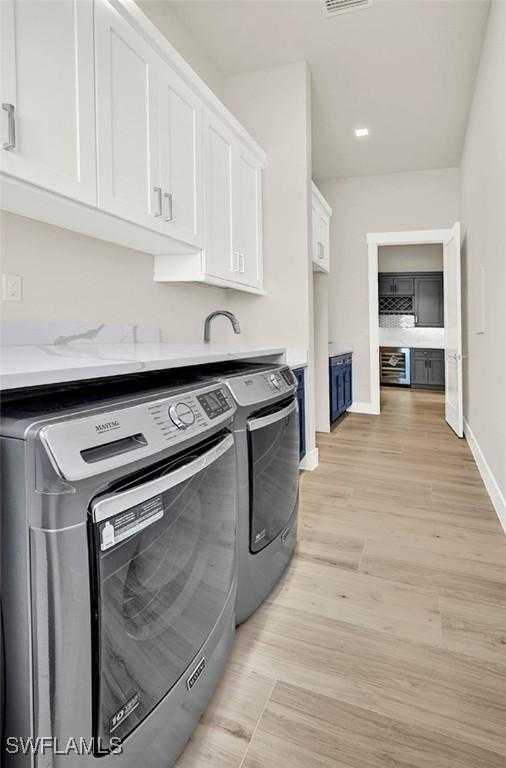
[300,448,319,471]
[348,401,380,415]
[464,419,506,535]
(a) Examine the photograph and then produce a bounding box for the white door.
[95,0,160,230]
[233,146,263,289]
[443,222,464,437]
[202,112,234,281]
[0,0,96,203]
[159,68,203,247]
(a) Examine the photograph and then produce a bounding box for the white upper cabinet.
[95,0,160,231]
[197,111,263,291]
[0,0,96,204]
[1,0,265,292]
[158,69,203,248]
[233,145,263,290]
[202,112,235,282]
[311,182,332,274]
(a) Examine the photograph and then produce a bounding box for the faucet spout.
[204,311,241,343]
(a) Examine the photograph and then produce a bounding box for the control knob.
[168,402,195,430]
[269,373,281,390]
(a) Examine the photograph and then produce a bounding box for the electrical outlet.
[2,273,23,302]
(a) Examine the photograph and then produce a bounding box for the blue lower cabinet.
[329,354,353,424]
[292,367,306,460]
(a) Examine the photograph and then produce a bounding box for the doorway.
[367,226,463,437]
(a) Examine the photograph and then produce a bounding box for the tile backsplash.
[379,314,416,329]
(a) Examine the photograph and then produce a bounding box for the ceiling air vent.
[324,0,374,18]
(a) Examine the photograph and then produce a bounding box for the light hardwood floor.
[177,387,506,767]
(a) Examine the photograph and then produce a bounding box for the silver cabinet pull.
[232,251,240,272]
[317,241,324,259]
[2,103,16,151]
[152,186,162,217]
[239,253,245,273]
[164,191,173,222]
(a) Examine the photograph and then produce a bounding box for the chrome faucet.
[204,311,241,343]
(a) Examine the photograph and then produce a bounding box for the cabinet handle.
[152,186,162,217]
[232,251,240,272]
[163,192,173,222]
[2,103,16,151]
[317,242,324,259]
[239,253,245,274]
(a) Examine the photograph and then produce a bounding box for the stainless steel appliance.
[199,362,299,625]
[1,372,237,767]
[380,346,411,386]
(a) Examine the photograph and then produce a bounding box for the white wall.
[318,168,460,404]
[136,0,224,98]
[378,243,443,272]
[460,1,506,512]
[0,211,231,343]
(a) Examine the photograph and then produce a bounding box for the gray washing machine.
[0,371,237,767]
[197,362,300,625]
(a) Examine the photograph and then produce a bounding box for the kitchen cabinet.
[232,143,263,290]
[414,275,444,327]
[176,110,263,291]
[158,68,203,248]
[1,0,265,291]
[411,349,445,389]
[311,183,331,273]
[0,0,96,204]
[293,368,306,461]
[378,275,414,296]
[95,0,162,232]
[329,354,353,423]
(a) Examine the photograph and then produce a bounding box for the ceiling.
[167,0,490,180]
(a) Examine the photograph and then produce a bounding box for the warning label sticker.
[99,495,164,551]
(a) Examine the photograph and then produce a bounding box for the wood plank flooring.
[177,387,506,767]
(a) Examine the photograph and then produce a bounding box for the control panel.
[39,383,235,482]
[223,366,297,407]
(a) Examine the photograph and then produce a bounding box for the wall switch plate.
[2,273,23,302]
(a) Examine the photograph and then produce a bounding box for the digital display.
[197,390,229,419]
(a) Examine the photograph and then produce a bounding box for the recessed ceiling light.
[355,128,369,137]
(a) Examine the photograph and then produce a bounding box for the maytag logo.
[186,657,206,691]
[95,420,120,434]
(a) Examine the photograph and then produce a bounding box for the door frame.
[367,228,455,415]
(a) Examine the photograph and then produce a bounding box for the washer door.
[89,431,236,751]
[247,398,299,553]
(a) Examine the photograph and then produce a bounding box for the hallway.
[178,388,506,768]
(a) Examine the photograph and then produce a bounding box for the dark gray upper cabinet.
[378,274,414,296]
[414,275,444,327]
[379,272,443,327]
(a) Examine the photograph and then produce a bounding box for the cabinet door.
[428,357,445,387]
[314,207,330,273]
[202,112,234,281]
[415,276,444,327]
[411,356,429,386]
[379,276,395,296]
[159,68,203,247]
[344,363,353,408]
[393,276,414,295]
[95,0,160,230]
[233,145,263,289]
[0,0,96,203]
